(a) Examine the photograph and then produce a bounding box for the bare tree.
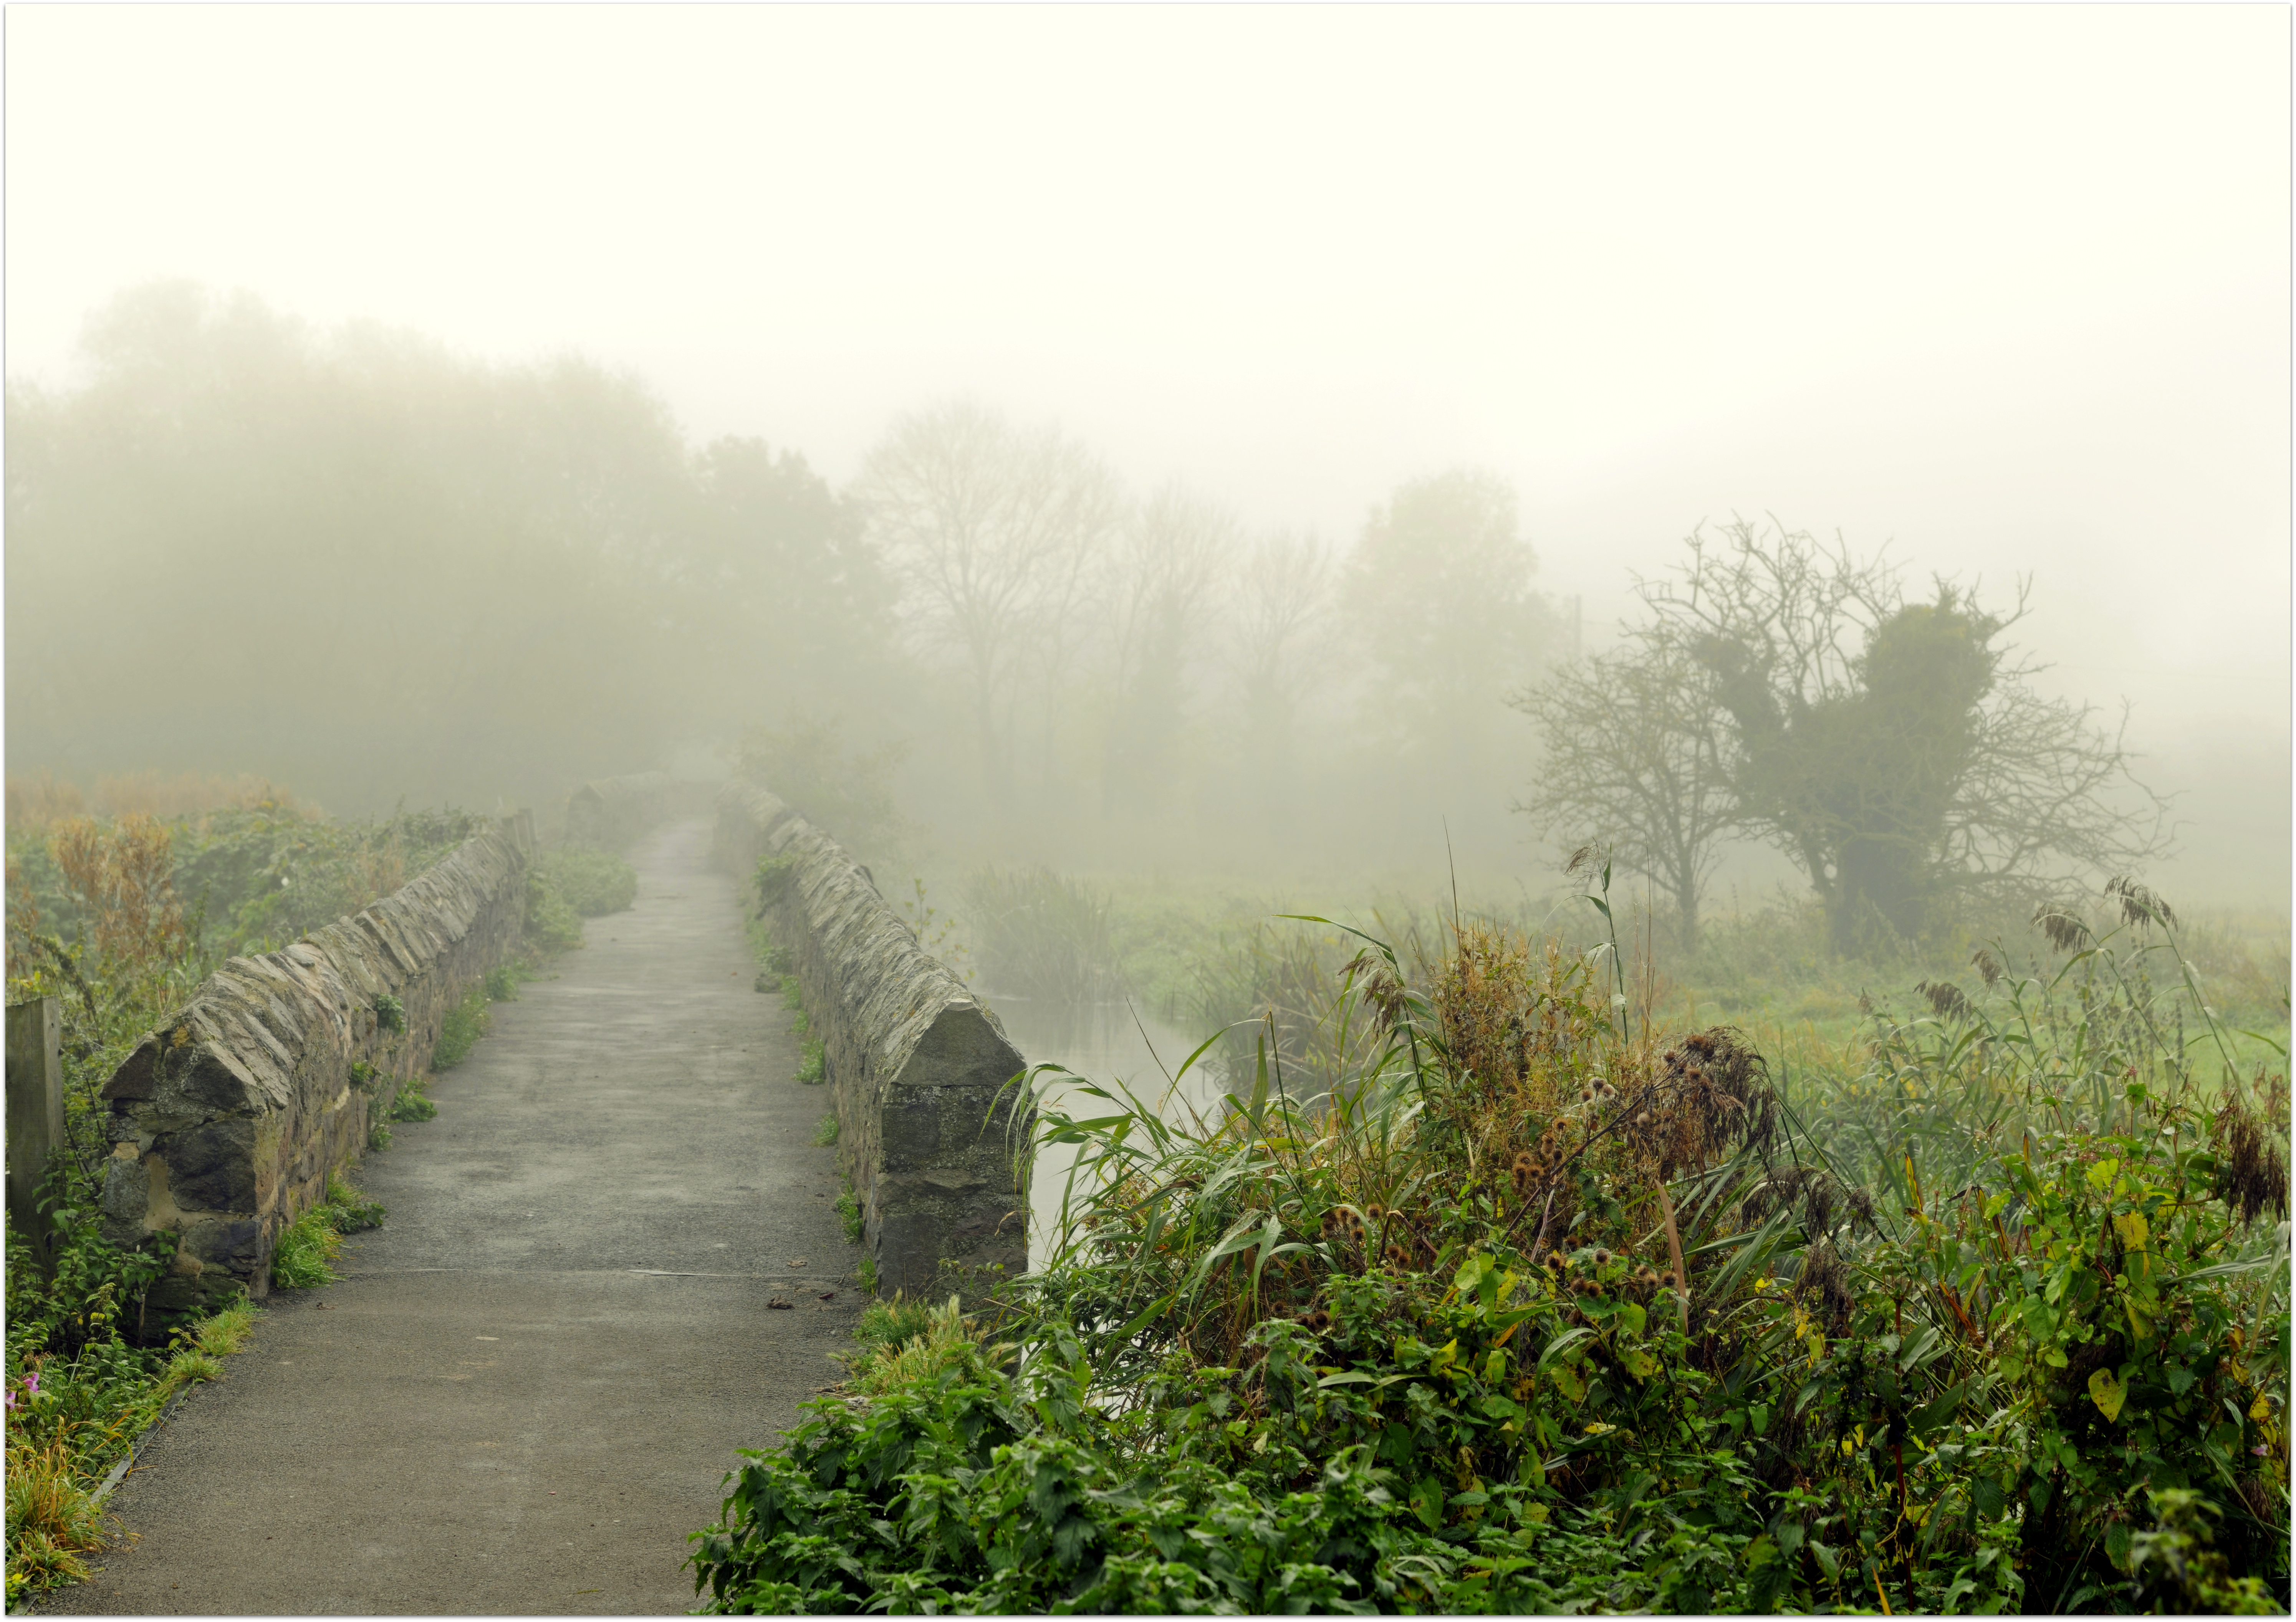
[1230,528,1329,815]
[853,401,1123,809]
[1100,483,1233,815]
[1638,517,2175,951]
[1513,631,1738,951]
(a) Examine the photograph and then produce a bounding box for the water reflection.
[981,995,1230,1266]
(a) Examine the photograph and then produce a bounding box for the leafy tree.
[1339,468,1565,759]
[1640,518,2172,952]
[678,437,901,733]
[1512,629,1738,951]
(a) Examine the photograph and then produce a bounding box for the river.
[978,995,1232,1266]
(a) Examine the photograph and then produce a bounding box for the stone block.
[164,1119,258,1211]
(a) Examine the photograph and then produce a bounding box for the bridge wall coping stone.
[98,822,533,1312]
[715,782,1030,1301]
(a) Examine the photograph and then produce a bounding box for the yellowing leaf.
[2112,1211,2149,1252]
[2251,1392,2273,1422]
[1621,1348,1659,1381]
[2089,1367,2127,1423]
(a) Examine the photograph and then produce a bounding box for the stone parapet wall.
[715,783,1030,1300]
[98,824,531,1308]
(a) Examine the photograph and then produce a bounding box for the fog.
[6,5,2287,918]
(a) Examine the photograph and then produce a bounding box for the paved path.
[41,818,862,1616]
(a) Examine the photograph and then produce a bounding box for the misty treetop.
[6,283,899,816]
[10,287,1581,865]
[1516,518,2172,954]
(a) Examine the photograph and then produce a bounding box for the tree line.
[5,284,1572,868]
[7,283,2164,943]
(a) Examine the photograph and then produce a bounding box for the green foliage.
[857,1257,879,1296]
[268,1205,344,1291]
[813,1114,841,1148]
[836,1180,864,1244]
[532,846,637,917]
[270,1178,387,1290]
[387,1072,437,1123]
[484,963,521,1002]
[754,855,800,911]
[797,1039,826,1086]
[5,1167,175,1361]
[323,1175,386,1232]
[854,1296,935,1362]
[431,986,491,1071]
[4,1291,259,1601]
[691,894,2290,1614]
[523,868,586,953]
[373,993,405,1033]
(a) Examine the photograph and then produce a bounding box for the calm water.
[980,996,1231,1265]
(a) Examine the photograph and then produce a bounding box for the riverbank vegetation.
[693,870,2288,1613]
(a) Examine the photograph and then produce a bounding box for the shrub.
[813,1114,839,1147]
[523,870,584,953]
[484,963,521,1002]
[533,847,637,917]
[430,986,490,1071]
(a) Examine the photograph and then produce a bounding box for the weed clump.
[269,1177,386,1290]
[531,847,637,917]
[430,986,491,1071]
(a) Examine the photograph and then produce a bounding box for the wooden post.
[7,996,65,1258]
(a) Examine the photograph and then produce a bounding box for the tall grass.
[962,865,1124,1002]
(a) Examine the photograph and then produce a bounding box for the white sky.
[6,3,2289,903]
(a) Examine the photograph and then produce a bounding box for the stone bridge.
[37,790,1028,1615]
